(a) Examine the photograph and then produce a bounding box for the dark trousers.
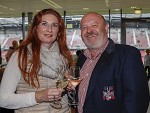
[145,66,150,81]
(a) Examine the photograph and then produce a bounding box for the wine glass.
[50,79,69,109]
[67,66,82,106]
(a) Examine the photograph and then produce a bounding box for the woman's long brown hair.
[17,8,73,88]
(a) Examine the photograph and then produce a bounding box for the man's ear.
[105,23,109,35]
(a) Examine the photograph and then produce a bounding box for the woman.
[0,8,73,113]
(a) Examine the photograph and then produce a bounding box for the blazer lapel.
[84,51,109,102]
[84,38,115,104]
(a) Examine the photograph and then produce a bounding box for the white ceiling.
[0,0,150,18]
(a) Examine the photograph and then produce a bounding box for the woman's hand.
[35,88,64,103]
[64,71,75,91]
[66,81,75,91]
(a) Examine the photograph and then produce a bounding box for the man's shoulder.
[115,44,138,51]
[114,44,140,57]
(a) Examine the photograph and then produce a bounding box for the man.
[144,49,150,80]
[76,12,149,113]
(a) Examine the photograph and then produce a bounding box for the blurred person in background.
[19,39,23,45]
[74,50,83,63]
[5,40,19,62]
[0,8,73,113]
[144,49,150,81]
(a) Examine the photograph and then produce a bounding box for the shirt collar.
[84,39,109,60]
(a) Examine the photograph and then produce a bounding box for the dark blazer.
[76,38,149,113]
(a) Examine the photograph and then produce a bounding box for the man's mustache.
[85,32,97,37]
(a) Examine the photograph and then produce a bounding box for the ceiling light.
[83,8,89,10]
[134,8,142,14]
[131,6,136,9]
[105,0,109,7]
[112,9,120,11]
[42,0,62,8]
[36,10,40,12]
[8,8,15,11]
[0,5,14,11]
[0,5,7,9]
